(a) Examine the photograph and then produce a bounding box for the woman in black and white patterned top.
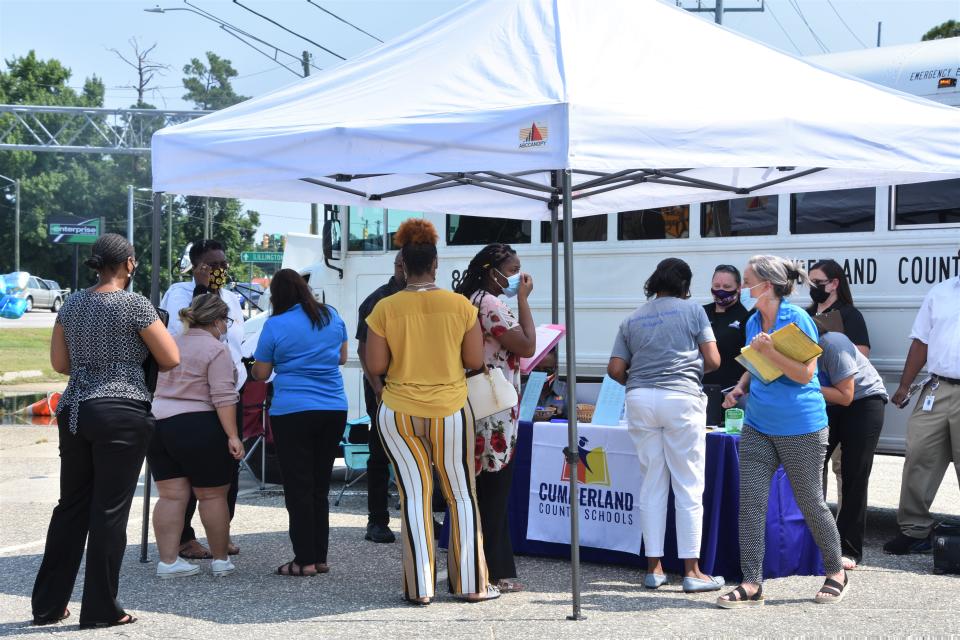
[31,234,179,630]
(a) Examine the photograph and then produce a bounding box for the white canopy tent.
[149,0,960,619]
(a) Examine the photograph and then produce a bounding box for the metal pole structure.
[715,0,723,24]
[127,185,134,244]
[302,50,320,236]
[876,21,882,47]
[561,169,583,621]
[13,179,19,272]
[141,191,164,563]
[550,171,560,324]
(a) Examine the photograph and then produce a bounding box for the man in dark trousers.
[355,252,405,543]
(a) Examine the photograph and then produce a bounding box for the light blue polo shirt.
[254,303,348,416]
[744,300,827,436]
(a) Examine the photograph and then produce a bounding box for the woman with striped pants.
[364,219,498,605]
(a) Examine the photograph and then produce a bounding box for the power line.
[787,0,829,53]
[825,0,867,48]
[765,1,803,54]
[231,0,346,61]
[305,0,383,43]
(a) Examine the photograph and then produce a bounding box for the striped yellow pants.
[377,402,489,599]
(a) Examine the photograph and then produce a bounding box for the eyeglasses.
[221,317,234,328]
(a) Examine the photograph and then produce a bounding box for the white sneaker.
[157,557,199,579]
[211,558,236,577]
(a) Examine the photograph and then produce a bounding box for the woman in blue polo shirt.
[716,255,847,609]
[251,269,348,577]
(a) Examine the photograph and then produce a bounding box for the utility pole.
[302,50,320,236]
[127,185,135,244]
[683,0,763,26]
[166,194,173,278]
[203,196,211,240]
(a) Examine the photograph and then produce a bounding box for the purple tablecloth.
[501,421,824,580]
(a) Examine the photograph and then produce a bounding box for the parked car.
[23,275,66,312]
[43,279,69,297]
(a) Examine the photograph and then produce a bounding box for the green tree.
[922,19,960,41]
[182,52,249,110]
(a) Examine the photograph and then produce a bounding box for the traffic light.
[262,233,270,249]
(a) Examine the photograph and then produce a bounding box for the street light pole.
[0,174,19,271]
[127,184,135,244]
[301,50,320,236]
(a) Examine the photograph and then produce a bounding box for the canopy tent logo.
[560,436,611,486]
[519,122,548,148]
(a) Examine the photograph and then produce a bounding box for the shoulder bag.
[143,307,170,394]
[466,366,519,420]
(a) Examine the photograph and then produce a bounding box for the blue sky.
[1,0,957,235]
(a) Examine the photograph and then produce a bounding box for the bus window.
[539,214,607,242]
[894,178,960,227]
[618,206,689,240]
[348,207,385,251]
[702,196,777,237]
[446,215,531,245]
[790,188,875,234]
[387,210,424,249]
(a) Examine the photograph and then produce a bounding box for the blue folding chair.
[335,416,372,506]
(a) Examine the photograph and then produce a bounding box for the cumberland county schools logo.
[519,122,548,148]
[560,436,611,486]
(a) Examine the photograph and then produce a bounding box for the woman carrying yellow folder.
[716,255,847,609]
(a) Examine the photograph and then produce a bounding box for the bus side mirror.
[322,218,343,279]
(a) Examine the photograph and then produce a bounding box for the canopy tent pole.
[549,171,560,324]
[141,191,164,562]
[560,169,584,621]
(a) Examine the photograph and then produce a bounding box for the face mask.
[711,288,739,307]
[495,268,521,298]
[216,320,228,343]
[809,284,831,305]
[208,267,229,291]
[740,282,766,308]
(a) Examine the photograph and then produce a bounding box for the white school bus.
[254,40,960,456]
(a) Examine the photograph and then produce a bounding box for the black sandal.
[403,595,432,606]
[32,608,69,626]
[78,614,136,629]
[815,572,849,604]
[276,561,317,577]
[716,585,764,609]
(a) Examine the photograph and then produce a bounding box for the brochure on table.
[518,371,548,423]
[527,422,642,555]
[590,375,626,426]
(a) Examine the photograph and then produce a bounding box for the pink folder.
[520,324,566,374]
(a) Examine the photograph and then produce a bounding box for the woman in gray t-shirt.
[607,258,722,594]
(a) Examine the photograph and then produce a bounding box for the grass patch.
[0,328,66,381]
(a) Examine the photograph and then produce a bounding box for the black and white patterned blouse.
[56,288,159,434]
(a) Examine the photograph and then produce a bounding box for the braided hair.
[454,243,518,302]
[84,233,134,272]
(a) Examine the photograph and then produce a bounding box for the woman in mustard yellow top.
[365,219,496,605]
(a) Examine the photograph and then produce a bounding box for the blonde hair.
[179,293,229,329]
[748,255,807,298]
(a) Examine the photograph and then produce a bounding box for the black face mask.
[809,284,830,305]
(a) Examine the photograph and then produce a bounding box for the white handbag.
[466,366,519,420]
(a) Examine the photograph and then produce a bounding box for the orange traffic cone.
[20,392,61,416]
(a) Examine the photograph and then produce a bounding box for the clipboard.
[520,324,566,374]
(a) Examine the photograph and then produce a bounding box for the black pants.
[32,398,153,626]
[825,394,886,562]
[271,410,347,565]
[180,402,241,545]
[363,385,392,526]
[475,462,517,581]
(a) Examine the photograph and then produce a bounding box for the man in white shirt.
[884,265,960,555]
[159,239,246,559]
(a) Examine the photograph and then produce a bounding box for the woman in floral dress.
[455,244,536,593]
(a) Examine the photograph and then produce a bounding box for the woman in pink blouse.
[455,243,536,593]
[148,294,244,579]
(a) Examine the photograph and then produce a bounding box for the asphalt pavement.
[0,310,57,330]
[1,423,958,639]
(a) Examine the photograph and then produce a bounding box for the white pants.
[625,387,707,559]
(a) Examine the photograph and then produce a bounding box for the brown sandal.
[716,585,764,609]
[814,573,849,604]
[178,540,213,560]
[496,579,524,593]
